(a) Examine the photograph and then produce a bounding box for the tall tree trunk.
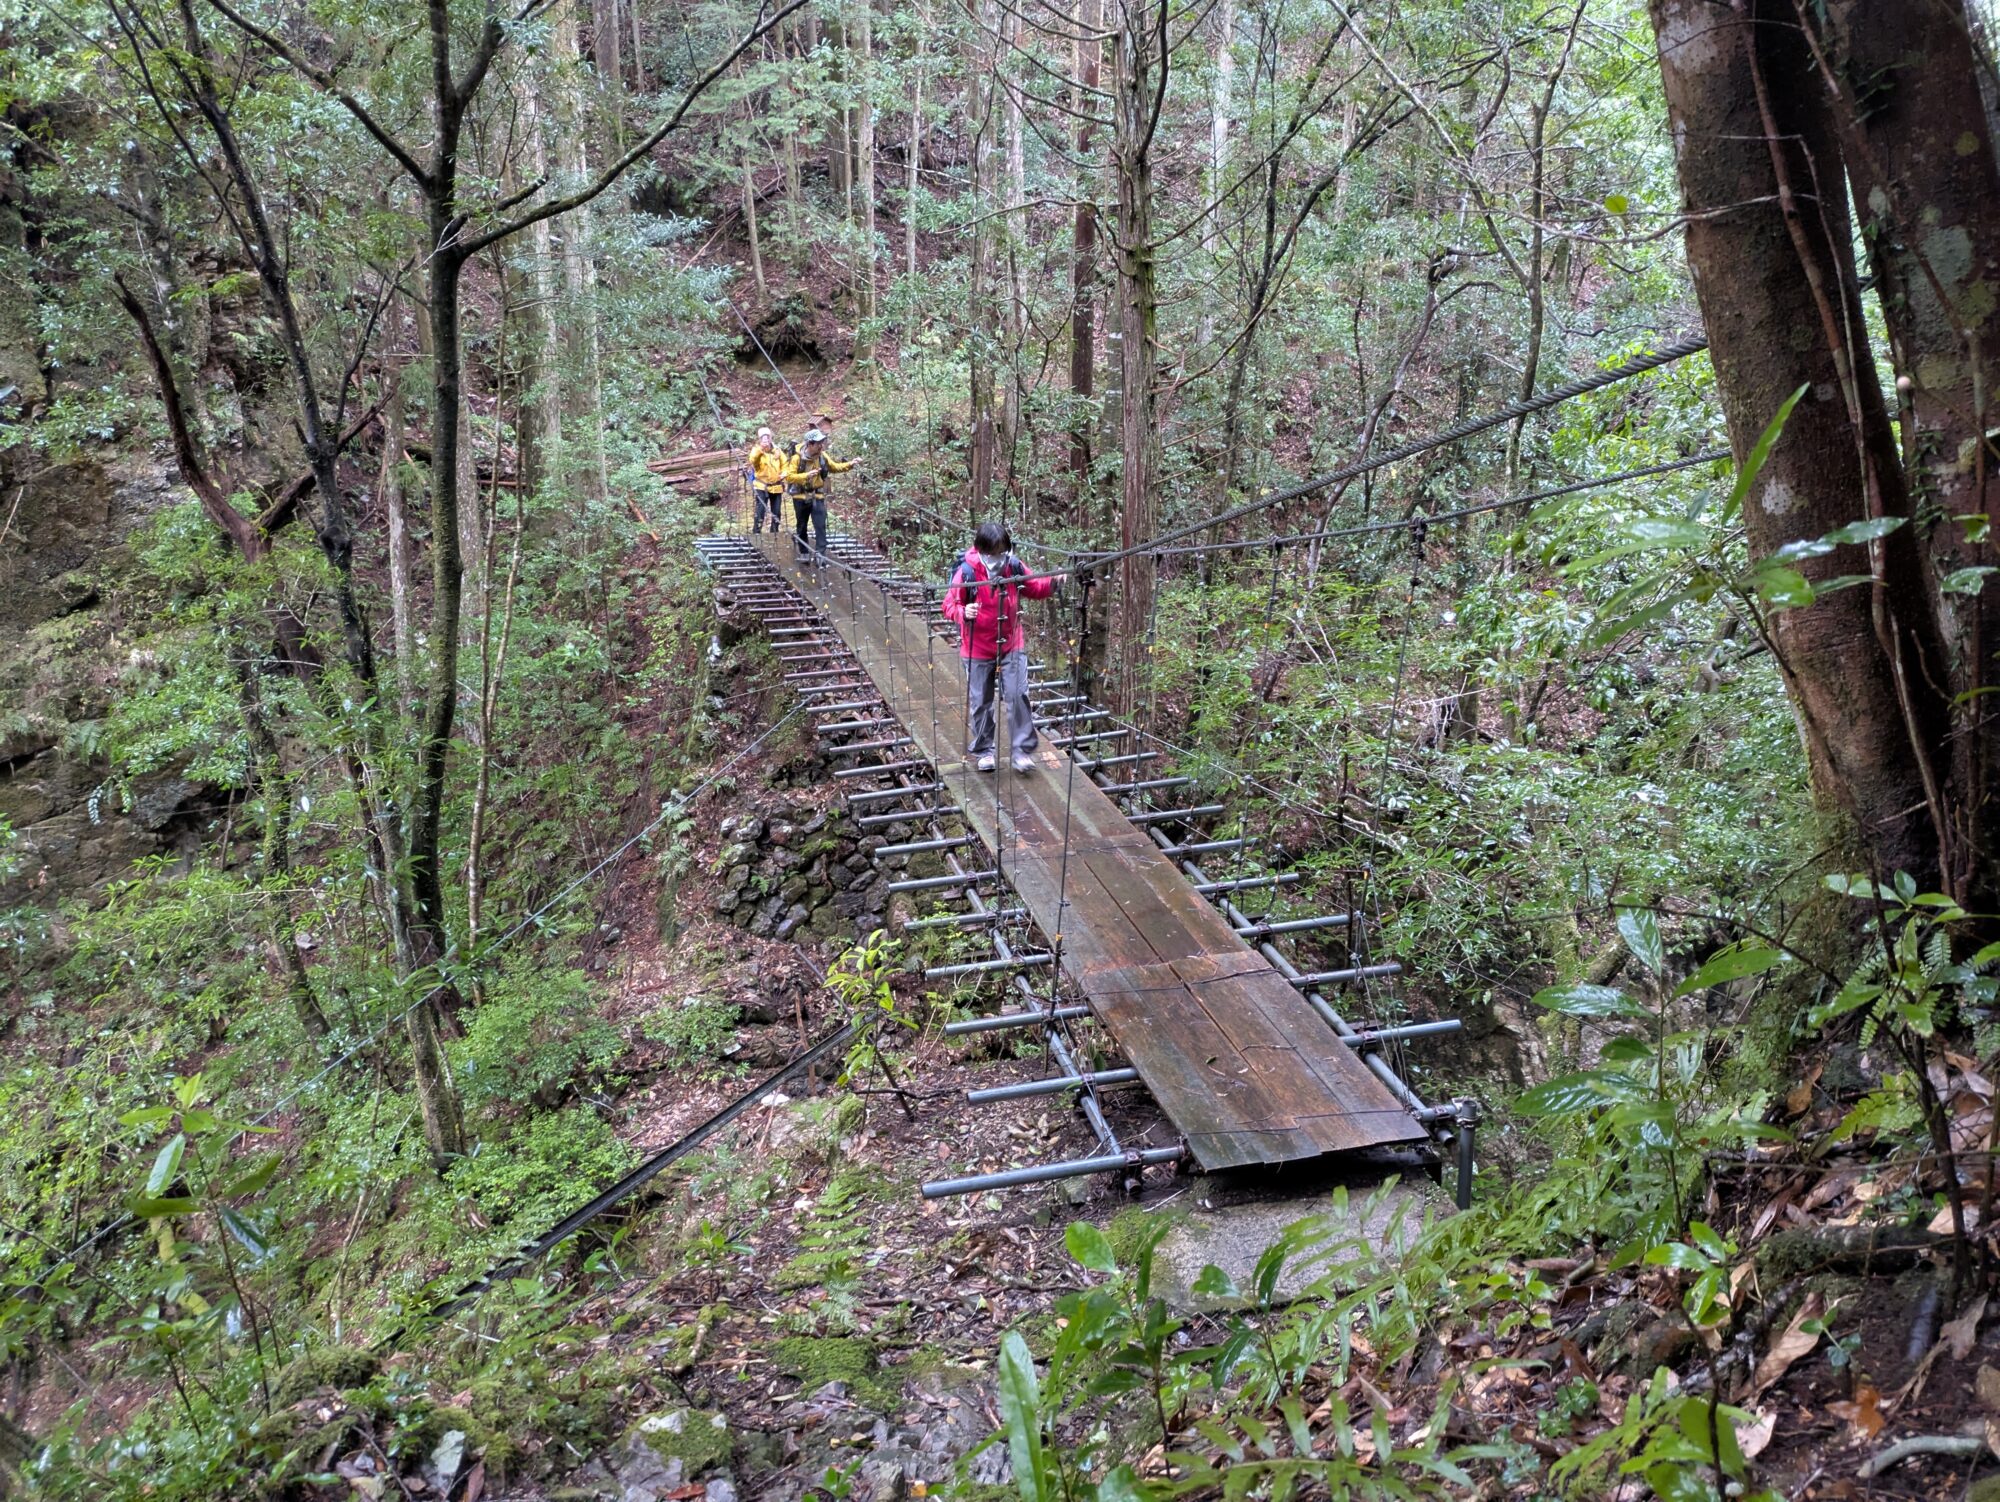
[1504,0,1587,489]
[456,363,485,665]
[1069,0,1101,489]
[1204,0,1233,251]
[379,362,417,711]
[1000,3,1026,479]
[830,12,851,211]
[1112,0,1162,715]
[744,155,768,295]
[1197,0,1233,353]
[1649,0,1950,885]
[1808,0,2000,900]
[855,0,876,322]
[592,0,625,142]
[397,0,483,1165]
[905,57,923,278]
[556,0,610,509]
[518,61,566,492]
[967,0,1001,507]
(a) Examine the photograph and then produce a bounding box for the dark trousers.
[966,650,1036,758]
[752,488,783,532]
[793,492,827,561]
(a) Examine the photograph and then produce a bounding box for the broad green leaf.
[1810,980,1883,1029]
[1601,1036,1654,1065]
[1821,516,1906,545]
[146,1134,186,1197]
[1531,983,1650,1018]
[181,1108,218,1136]
[1277,1393,1314,1455]
[1194,1416,1245,1460]
[1618,517,1707,549]
[1605,193,1630,214]
[118,1107,174,1128]
[1644,1241,1714,1272]
[1515,1072,1635,1116]
[1211,1325,1254,1389]
[1942,565,1998,595]
[996,1331,1049,1502]
[1753,565,1814,608]
[1674,943,1785,997]
[1617,904,1665,975]
[1719,384,1807,525]
[1585,590,1694,649]
[1610,1100,1678,1148]
[1769,538,1835,564]
[223,1154,282,1200]
[1688,1221,1731,1261]
[1093,1464,1148,1502]
[1065,1221,1116,1274]
[220,1208,271,1262]
[1191,1264,1239,1300]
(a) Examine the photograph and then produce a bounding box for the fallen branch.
[1857,1434,1983,1478]
[626,495,661,544]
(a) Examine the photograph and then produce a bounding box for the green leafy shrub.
[458,962,624,1107]
[448,1107,634,1226]
[639,994,741,1065]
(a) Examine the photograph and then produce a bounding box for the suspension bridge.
[695,523,1477,1202]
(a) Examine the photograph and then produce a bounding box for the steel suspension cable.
[1073,333,1714,569]
[1121,448,1736,562]
[725,295,814,420]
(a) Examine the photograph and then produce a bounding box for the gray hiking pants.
[966,651,1036,759]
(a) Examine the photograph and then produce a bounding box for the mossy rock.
[629,1407,734,1474]
[272,1346,383,1406]
[1754,1225,1938,1284]
[772,1335,892,1406]
[402,1403,488,1455]
[262,1400,369,1473]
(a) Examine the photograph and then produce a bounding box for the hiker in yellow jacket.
[784,427,859,565]
[746,428,787,534]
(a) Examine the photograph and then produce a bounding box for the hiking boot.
[1011,754,1035,774]
[976,752,996,773]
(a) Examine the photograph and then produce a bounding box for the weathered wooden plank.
[759,536,1428,1168]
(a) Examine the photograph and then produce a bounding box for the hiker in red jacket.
[941,521,1067,773]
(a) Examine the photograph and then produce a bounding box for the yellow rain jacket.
[749,446,788,492]
[783,448,856,494]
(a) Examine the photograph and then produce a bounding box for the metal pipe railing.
[944,1004,1091,1036]
[967,1066,1140,1103]
[921,1146,1185,1199]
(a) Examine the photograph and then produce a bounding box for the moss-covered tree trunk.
[1112,0,1162,716]
[1649,0,1951,886]
[1809,0,2000,902]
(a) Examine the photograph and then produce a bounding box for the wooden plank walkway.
[760,536,1427,1171]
